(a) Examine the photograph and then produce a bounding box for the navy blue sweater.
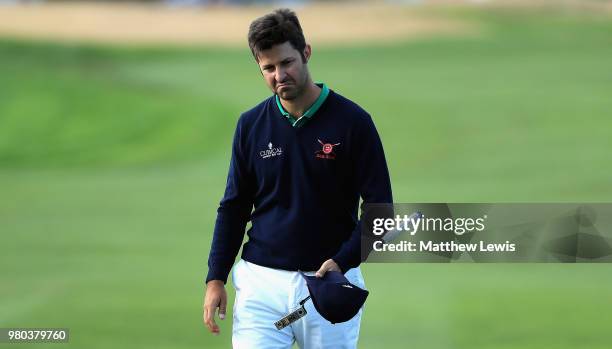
[206,90,392,283]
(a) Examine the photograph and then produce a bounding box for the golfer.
[203,8,392,348]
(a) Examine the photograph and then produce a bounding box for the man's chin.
[277,89,298,100]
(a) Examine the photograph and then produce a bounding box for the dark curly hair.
[248,8,307,62]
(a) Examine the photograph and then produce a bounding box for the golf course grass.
[1,6,612,348]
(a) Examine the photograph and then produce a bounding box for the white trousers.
[231,259,365,349]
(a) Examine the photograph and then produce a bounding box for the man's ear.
[303,44,312,63]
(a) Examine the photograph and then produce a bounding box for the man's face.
[257,42,311,100]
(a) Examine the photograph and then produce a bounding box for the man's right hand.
[203,280,227,335]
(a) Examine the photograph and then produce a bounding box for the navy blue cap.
[300,271,369,324]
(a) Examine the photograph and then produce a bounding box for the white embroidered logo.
[260,142,283,159]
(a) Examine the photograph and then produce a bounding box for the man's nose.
[275,67,287,83]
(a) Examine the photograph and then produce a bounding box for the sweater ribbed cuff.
[205,267,230,285]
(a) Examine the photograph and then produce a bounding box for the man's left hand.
[315,259,341,278]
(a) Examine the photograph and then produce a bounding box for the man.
[203,8,392,348]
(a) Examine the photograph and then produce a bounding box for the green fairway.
[1,7,612,349]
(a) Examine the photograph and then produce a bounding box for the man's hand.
[315,259,341,278]
[203,280,227,335]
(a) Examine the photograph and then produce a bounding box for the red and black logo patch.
[315,139,341,160]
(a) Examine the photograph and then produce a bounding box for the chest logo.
[260,142,283,159]
[316,139,340,160]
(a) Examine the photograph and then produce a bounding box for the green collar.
[275,83,329,128]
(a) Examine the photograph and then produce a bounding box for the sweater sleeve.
[205,117,254,284]
[332,113,393,273]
